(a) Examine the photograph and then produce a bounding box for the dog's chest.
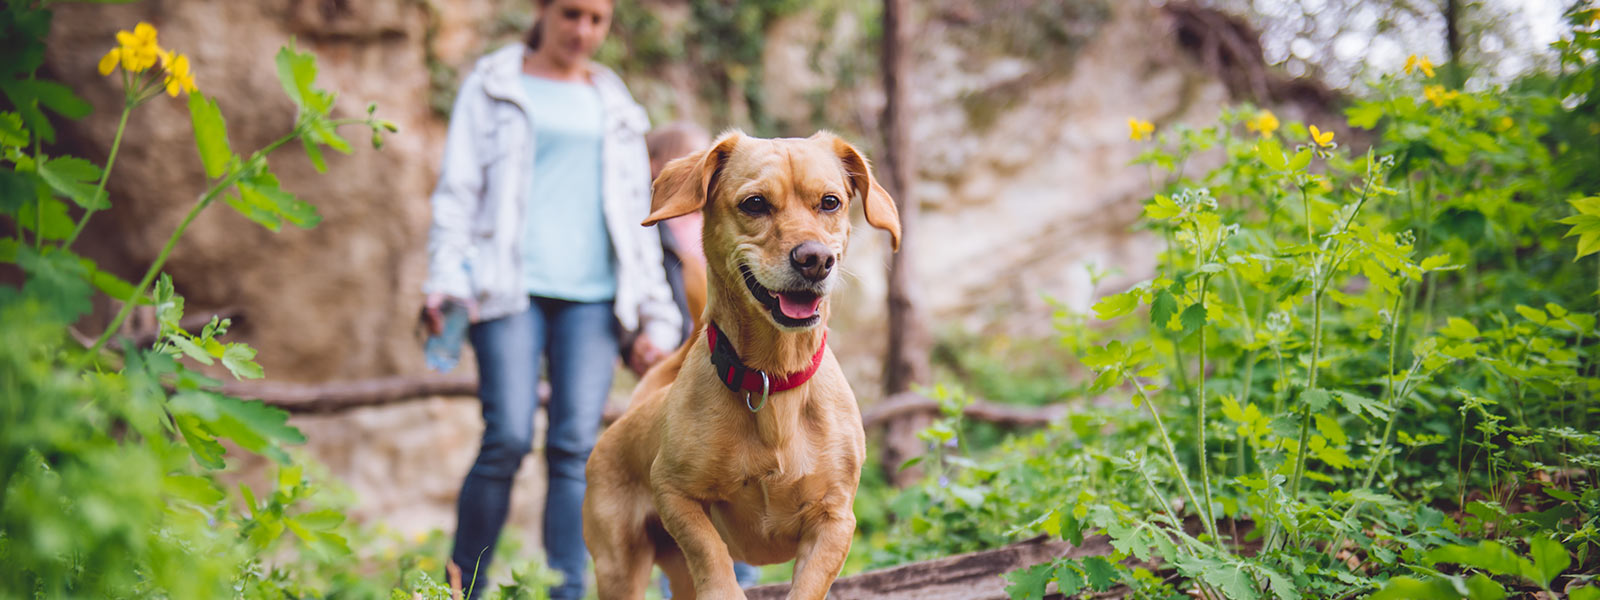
[709,465,836,562]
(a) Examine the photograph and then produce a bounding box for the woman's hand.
[422,292,479,335]
[627,334,668,377]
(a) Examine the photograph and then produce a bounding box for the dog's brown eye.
[738,196,770,215]
[819,194,841,212]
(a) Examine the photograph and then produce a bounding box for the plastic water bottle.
[424,300,470,372]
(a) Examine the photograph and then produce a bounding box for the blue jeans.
[451,297,619,600]
[660,562,761,597]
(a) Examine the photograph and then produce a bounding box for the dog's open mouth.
[739,264,824,328]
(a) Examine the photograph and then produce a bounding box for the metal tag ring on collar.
[745,371,770,412]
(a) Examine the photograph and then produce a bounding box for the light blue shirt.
[518,74,616,301]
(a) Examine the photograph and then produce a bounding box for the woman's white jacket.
[423,44,681,350]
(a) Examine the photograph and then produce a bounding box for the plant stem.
[1133,383,1207,536]
[1196,275,1221,547]
[1359,292,1407,491]
[1288,186,1325,508]
[89,131,300,355]
[65,101,132,248]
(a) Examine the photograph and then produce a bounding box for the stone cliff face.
[43,0,1330,555]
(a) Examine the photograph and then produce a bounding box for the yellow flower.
[1245,110,1280,139]
[163,53,196,96]
[1423,84,1459,108]
[1128,118,1155,141]
[1404,54,1436,78]
[98,47,122,76]
[1309,124,1334,148]
[114,22,161,73]
[1494,116,1513,132]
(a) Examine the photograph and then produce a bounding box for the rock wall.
[42,0,1327,558]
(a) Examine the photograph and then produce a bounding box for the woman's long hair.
[524,0,553,49]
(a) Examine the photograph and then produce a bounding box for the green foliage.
[0,4,499,599]
[870,4,1600,599]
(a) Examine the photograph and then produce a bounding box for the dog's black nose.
[789,241,835,282]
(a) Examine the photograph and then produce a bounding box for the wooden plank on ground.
[745,535,1112,600]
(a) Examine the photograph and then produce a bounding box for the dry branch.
[746,535,1112,600]
[861,392,1066,430]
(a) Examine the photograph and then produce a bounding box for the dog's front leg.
[654,488,745,600]
[786,512,855,600]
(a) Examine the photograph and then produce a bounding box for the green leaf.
[0,111,26,147]
[295,509,346,531]
[1336,390,1392,421]
[37,155,107,209]
[221,343,265,380]
[239,174,321,229]
[225,190,283,231]
[1346,102,1384,129]
[301,134,328,173]
[1527,536,1569,587]
[1440,317,1480,339]
[213,394,307,456]
[175,414,227,469]
[1179,303,1207,338]
[1002,563,1051,600]
[1257,139,1288,171]
[1150,290,1178,329]
[1571,585,1600,600]
[1198,562,1257,600]
[1369,576,1460,600]
[188,93,233,179]
[1053,561,1086,597]
[1092,289,1141,321]
[275,42,327,113]
[1463,573,1505,600]
[1513,304,1548,326]
[1419,253,1454,271]
[15,245,92,321]
[1426,541,1539,584]
[1288,148,1313,172]
[1301,388,1332,412]
[164,474,225,507]
[169,334,215,365]
[1080,556,1119,592]
[79,256,138,303]
[17,195,75,241]
[20,79,92,119]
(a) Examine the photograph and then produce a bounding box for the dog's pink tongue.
[777,293,822,320]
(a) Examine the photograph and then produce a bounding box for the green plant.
[869,5,1600,599]
[0,3,401,597]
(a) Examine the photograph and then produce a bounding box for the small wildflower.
[163,53,197,96]
[1404,54,1436,78]
[1423,84,1459,108]
[97,47,122,76]
[1244,110,1280,139]
[1308,125,1334,148]
[114,22,161,72]
[1494,116,1513,132]
[1128,118,1155,141]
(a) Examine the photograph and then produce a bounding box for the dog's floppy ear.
[828,134,901,251]
[643,131,743,226]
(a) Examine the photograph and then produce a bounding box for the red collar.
[706,322,827,402]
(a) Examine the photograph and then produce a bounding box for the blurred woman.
[420,0,678,597]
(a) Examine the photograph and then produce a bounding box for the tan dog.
[583,130,901,600]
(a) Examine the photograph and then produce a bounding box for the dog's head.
[643,130,901,331]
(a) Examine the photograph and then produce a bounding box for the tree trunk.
[1444,0,1463,83]
[879,0,933,487]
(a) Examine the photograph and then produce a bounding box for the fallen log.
[234,379,1064,432]
[860,391,1066,429]
[745,535,1112,600]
